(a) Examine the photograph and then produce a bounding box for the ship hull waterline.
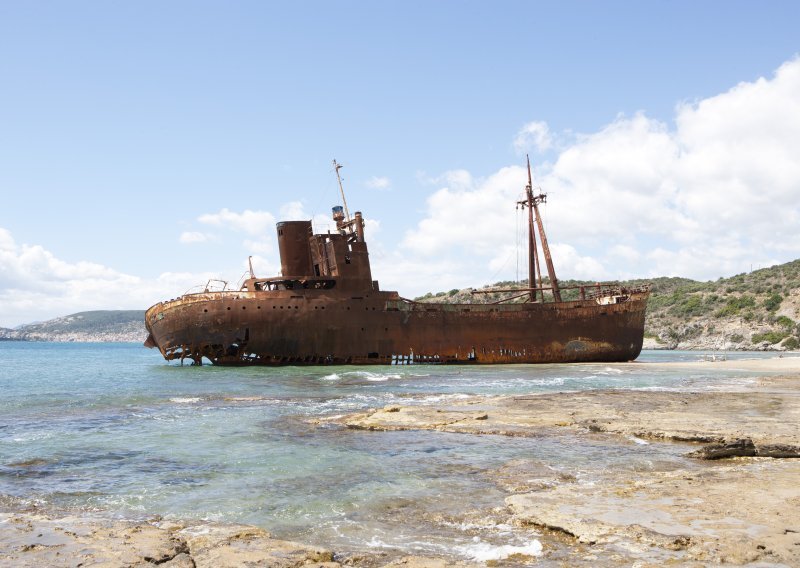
[144,290,649,366]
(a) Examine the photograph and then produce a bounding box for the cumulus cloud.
[365,176,391,190]
[179,231,211,244]
[242,238,272,255]
[513,121,553,153]
[0,229,217,327]
[4,58,800,320]
[198,208,276,236]
[398,57,800,285]
[279,201,307,220]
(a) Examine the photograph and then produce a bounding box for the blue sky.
[1,1,800,326]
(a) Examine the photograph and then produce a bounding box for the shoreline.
[326,358,800,565]
[3,357,799,566]
[0,504,482,568]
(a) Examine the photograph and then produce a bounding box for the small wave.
[629,436,650,445]
[366,535,395,549]
[221,396,277,404]
[339,371,403,382]
[320,373,341,381]
[525,376,566,386]
[169,397,202,404]
[419,393,472,403]
[455,538,543,561]
[10,431,55,443]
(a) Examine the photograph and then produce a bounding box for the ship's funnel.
[277,221,313,278]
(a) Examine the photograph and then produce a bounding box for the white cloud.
[242,238,272,255]
[198,208,276,236]
[0,229,218,327]
[399,57,800,285]
[245,254,277,278]
[4,58,800,322]
[0,228,15,251]
[365,176,391,190]
[513,121,553,153]
[279,201,307,220]
[179,231,211,244]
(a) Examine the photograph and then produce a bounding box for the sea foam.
[455,538,543,561]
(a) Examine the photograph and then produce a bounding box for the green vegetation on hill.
[415,259,800,351]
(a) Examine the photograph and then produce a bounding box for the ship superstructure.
[145,158,649,365]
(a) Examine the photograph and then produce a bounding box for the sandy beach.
[3,356,799,566]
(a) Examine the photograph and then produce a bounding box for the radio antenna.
[332,159,351,222]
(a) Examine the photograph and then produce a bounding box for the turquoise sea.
[0,343,788,562]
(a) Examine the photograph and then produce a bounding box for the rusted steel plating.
[144,158,650,366]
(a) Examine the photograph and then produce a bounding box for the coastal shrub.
[715,305,737,318]
[728,333,745,343]
[751,331,789,344]
[448,288,459,296]
[669,294,710,318]
[715,295,756,318]
[783,336,799,350]
[776,316,795,330]
[763,293,783,312]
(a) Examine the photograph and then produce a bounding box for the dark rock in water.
[688,438,757,460]
[756,444,800,458]
[690,439,800,460]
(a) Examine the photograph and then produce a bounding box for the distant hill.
[0,310,147,343]
[415,259,800,351]
[4,260,799,349]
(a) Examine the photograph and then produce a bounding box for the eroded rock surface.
[328,365,800,565]
[507,460,800,565]
[0,510,487,567]
[337,374,800,452]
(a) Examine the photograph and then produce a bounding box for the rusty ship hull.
[145,159,650,366]
[144,287,648,365]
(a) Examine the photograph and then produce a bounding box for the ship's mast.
[333,159,351,222]
[529,157,561,302]
[517,155,561,302]
[331,159,366,243]
[527,157,543,302]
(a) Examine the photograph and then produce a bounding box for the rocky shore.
[4,357,800,566]
[328,358,800,566]
[0,507,478,567]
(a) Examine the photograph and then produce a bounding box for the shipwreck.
[145,158,650,365]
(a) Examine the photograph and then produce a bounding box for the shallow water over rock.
[0,343,792,564]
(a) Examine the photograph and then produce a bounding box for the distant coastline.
[3,256,799,351]
[0,310,146,343]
